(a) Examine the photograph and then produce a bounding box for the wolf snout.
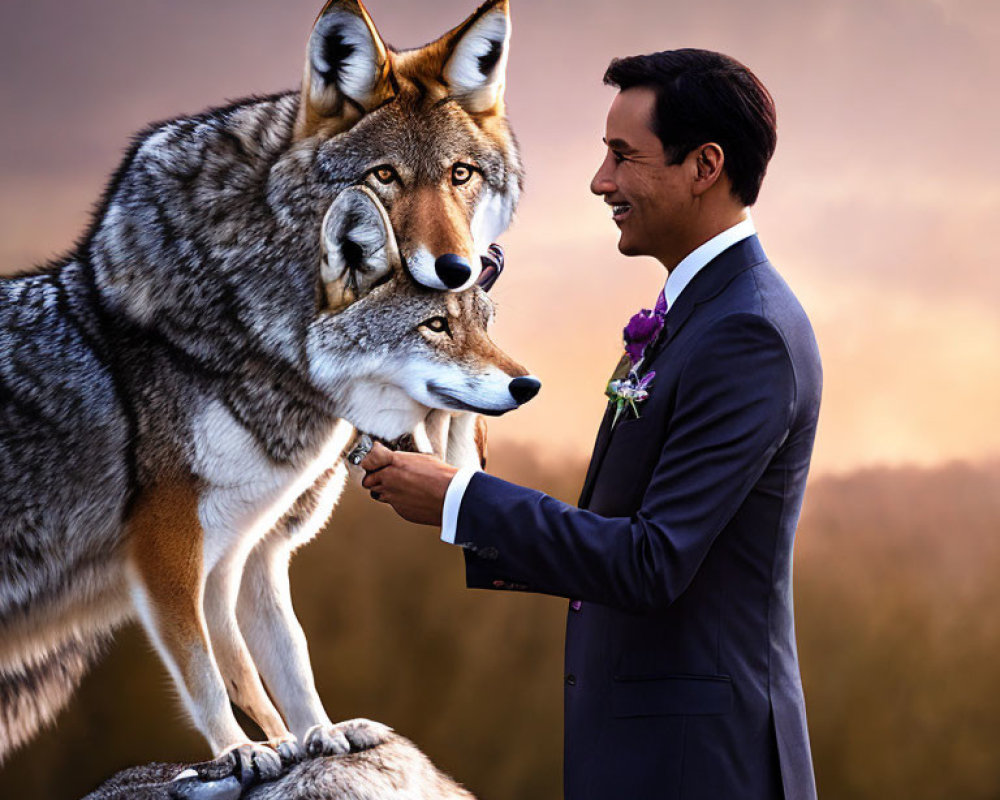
[508,375,541,405]
[435,253,472,289]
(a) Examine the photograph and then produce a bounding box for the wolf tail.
[0,633,109,762]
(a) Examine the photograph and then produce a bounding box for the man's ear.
[296,0,395,139]
[691,143,725,196]
[439,0,511,114]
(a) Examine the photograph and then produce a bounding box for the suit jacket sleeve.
[456,313,797,613]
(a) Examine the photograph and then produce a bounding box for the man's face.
[590,87,693,263]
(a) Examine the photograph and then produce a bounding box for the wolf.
[0,0,532,781]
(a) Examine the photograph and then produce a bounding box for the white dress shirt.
[440,216,757,544]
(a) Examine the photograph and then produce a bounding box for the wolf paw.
[303,723,352,757]
[212,741,287,788]
[166,737,298,800]
[267,733,305,767]
[335,717,395,751]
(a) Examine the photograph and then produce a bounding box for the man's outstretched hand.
[360,442,458,526]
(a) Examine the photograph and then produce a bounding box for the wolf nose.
[508,376,541,405]
[435,254,472,289]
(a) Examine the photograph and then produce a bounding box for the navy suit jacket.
[455,236,821,800]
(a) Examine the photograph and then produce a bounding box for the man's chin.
[617,236,643,257]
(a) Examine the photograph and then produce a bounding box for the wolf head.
[295,0,521,293]
[309,185,537,440]
[86,0,522,391]
[309,281,538,440]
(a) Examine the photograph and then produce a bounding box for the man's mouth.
[608,201,632,222]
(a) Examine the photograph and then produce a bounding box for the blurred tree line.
[1,448,998,799]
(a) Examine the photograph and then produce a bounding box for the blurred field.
[1,447,998,799]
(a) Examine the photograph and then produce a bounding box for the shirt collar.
[663,215,757,309]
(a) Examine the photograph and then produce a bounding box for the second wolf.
[0,0,533,777]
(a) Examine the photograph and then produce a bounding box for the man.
[361,49,821,800]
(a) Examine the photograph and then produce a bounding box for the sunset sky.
[1,0,997,476]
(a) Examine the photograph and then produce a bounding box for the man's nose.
[590,153,615,196]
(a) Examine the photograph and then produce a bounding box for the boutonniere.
[606,369,656,426]
[603,305,665,425]
[623,307,664,366]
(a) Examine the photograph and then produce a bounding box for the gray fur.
[0,632,111,757]
[0,0,524,768]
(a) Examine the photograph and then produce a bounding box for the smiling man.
[362,49,822,800]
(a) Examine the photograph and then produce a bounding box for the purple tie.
[654,287,668,316]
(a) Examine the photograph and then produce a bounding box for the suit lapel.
[576,235,769,509]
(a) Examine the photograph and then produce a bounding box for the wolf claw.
[226,742,286,787]
[270,735,305,768]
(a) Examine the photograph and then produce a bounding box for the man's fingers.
[361,442,393,491]
[360,441,394,472]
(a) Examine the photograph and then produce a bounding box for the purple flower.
[636,370,656,391]
[623,309,664,365]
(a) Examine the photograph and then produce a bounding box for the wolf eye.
[369,165,399,185]
[452,163,476,186]
[421,316,452,335]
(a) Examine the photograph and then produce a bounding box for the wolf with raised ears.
[0,0,534,780]
[301,0,520,292]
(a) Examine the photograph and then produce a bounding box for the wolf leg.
[445,412,487,470]
[237,466,352,756]
[237,535,343,756]
[203,549,299,757]
[127,480,284,780]
[418,409,452,457]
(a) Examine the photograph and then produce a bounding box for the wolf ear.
[296,0,395,138]
[440,0,511,114]
[320,186,400,312]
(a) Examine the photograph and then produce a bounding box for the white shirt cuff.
[440,467,480,544]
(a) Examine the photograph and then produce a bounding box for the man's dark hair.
[604,49,776,206]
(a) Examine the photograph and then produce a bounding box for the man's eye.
[370,165,398,185]
[612,151,626,164]
[421,316,452,335]
[452,163,476,186]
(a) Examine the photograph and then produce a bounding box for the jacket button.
[565,674,577,686]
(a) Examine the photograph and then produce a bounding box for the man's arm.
[455,314,796,612]
[363,314,796,613]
